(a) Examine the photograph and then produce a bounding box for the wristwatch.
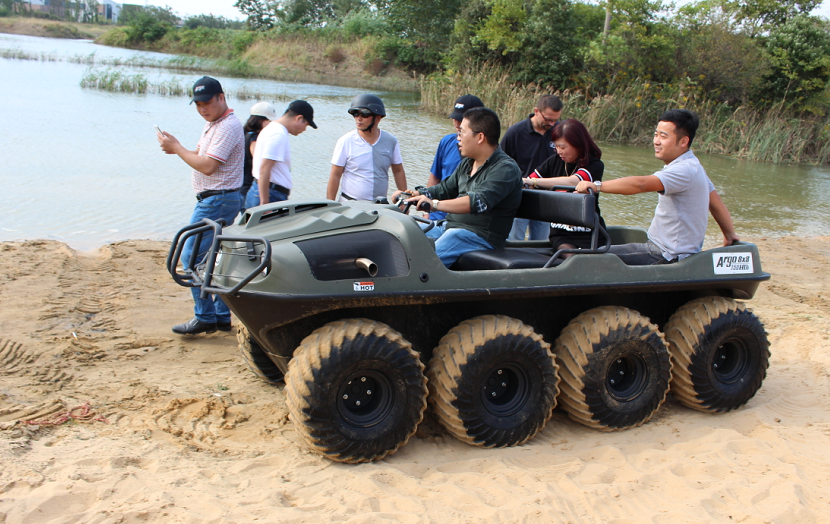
[432,199,440,211]
[594,181,602,192]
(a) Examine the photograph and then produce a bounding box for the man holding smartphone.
[157,76,244,335]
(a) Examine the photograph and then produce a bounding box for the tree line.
[229,0,830,112]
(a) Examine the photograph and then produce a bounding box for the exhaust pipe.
[355,257,378,277]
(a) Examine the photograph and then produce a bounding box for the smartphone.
[154,125,164,135]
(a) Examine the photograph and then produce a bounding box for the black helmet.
[349,94,386,117]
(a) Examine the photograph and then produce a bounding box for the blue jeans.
[246,183,288,209]
[609,240,675,265]
[509,218,549,241]
[181,192,242,323]
[427,223,493,268]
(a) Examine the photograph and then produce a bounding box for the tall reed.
[420,69,830,165]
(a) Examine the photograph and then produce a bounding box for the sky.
[153,0,830,22]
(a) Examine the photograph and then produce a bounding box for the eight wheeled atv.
[167,188,771,463]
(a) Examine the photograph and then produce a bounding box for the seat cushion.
[454,248,557,271]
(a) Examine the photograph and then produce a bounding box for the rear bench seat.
[453,189,609,271]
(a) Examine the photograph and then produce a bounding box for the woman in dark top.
[241,102,277,210]
[522,119,606,251]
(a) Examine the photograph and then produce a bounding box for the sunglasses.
[348,108,375,118]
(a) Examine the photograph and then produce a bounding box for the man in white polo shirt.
[326,94,407,202]
[246,100,317,208]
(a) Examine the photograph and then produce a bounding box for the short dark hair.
[464,107,501,146]
[244,115,269,134]
[658,109,699,147]
[537,94,563,113]
[551,119,602,167]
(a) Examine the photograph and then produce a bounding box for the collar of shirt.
[663,149,696,170]
[206,108,235,128]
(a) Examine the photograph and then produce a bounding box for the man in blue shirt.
[426,94,484,221]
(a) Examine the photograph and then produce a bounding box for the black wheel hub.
[606,349,648,402]
[712,337,749,385]
[480,363,530,417]
[337,370,393,428]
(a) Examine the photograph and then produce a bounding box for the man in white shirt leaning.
[246,100,317,208]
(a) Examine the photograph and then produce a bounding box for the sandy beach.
[1,236,829,523]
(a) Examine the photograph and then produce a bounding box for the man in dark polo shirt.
[500,94,563,240]
[158,76,244,335]
[396,107,523,268]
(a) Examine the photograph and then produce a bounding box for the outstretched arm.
[576,175,664,195]
[709,190,740,246]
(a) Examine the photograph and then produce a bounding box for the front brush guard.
[166,218,271,298]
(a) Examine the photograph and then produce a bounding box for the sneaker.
[172,318,217,335]
[217,321,233,332]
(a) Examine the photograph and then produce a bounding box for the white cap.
[250,101,278,120]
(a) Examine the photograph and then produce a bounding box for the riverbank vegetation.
[3,0,830,163]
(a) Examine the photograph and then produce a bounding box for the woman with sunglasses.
[522,118,607,252]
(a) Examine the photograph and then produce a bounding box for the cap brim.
[307,119,317,129]
[190,94,215,104]
[448,110,465,120]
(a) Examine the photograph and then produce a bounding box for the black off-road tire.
[284,319,427,463]
[554,306,672,431]
[664,297,769,413]
[237,325,284,384]
[427,315,559,448]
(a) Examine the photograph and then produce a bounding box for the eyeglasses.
[348,108,374,118]
[457,129,479,138]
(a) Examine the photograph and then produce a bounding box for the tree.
[234,0,279,29]
[754,14,830,109]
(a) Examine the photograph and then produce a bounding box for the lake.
[2,33,829,251]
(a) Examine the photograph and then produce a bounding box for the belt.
[340,192,356,200]
[269,182,291,196]
[196,188,239,201]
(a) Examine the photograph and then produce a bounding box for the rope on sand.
[22,402,108,427]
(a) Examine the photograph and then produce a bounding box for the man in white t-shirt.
[576,109,739,264]
[246,100,317,208]
[326,94,407,203]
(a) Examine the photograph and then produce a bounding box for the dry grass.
[0,16,109,39]
[421,68,830,164]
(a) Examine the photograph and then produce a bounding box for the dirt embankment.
[0,16,109,39]
[0,237,829,523]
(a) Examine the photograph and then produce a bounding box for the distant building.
[22,1,122,23]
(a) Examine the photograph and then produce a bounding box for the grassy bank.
[0,16,108,39]
[421,70,830,165]
[96,26,419,92]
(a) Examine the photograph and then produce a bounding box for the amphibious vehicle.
[167,188,770,463]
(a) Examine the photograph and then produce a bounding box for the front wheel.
[284,319,427,463]
[554,306,672,431]
[427,315,560,448]
[664,297,769,412]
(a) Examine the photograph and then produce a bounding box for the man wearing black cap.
[246,100,317,208]
[157,76,244,335]
[425,94,484,221]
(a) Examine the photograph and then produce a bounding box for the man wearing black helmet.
[326,94,407,202]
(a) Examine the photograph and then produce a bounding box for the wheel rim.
[712,336,749,385]
[606,344,649,402]
[480,363,530,417]
[337,370,394,428]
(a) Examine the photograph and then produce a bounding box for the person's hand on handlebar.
[575,180,597,194]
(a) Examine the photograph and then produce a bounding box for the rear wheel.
[237,325,284,384]
[665,297,769,412]
[427,315,559,448]
[284,319,427,463]
[554,306,672,431]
